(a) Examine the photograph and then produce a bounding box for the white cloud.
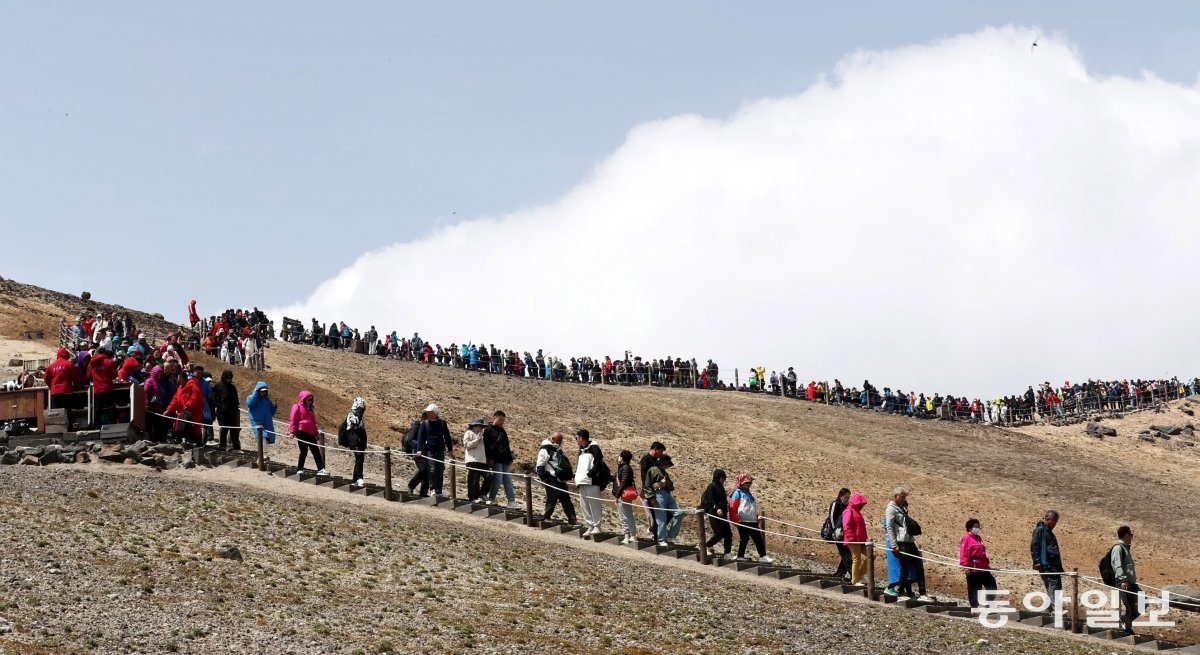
[270,26,1200,397]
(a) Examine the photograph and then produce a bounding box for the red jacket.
[87,353,118,394]
[118,356,141,381]
[841,492,869,543]
[164,377,205,436]
[188,299,199,324]
[45,348,83,395]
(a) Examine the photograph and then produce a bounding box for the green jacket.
[1110,541,1136,585]
[646,466,673,493]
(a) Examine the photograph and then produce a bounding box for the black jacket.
[212,381,240,422]
[701,480,729,516]
[639,453,659,488]
[484,425,513,464]
[416,419,453,455]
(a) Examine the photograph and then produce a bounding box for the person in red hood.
[187,299,200,328]
[165,374,206,445]
[45,348,83,401]
[87,350,118,394]
[118,353,142,382]
[841,491,870,586]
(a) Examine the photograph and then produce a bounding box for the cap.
[137,333,146,339]
[424,403,440,416]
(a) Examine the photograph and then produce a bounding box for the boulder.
[1138,435,1156,443]
[6,358,22,367]
[74,451,91,464]
[38,445,62,465]
[216,546,243,562]
[1,450,20,465]
[1165,585,1200,607]
[1150,424,1182,436]
[20,454,40,465]
[1180,406,1195,416]
[121,440,153,459]
[123,458,138,465]
[80,291,91,301]
[149,443,183,456]
[1085,422,1101,436]
[1098,426,1117,437]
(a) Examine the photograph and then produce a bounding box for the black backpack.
[1099,544,1124,587]
[337,419,350,448]
[401,420,420,453]
[587,447,614,489]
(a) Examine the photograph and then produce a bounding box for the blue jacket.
[198,376,214,421]
[469,346,478,366]
[245,381,278,442]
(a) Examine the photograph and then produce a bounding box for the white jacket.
[463,429,486,463]
[575,442,597,486]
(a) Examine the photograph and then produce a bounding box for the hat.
[468,417,486,427]
[658,455,674,467]
[137,333,146,339]
[258,385,269,391]
[424,403,440,416]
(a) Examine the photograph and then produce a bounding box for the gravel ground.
[0,465,1140,655]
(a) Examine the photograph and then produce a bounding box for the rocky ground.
[0,465,1142,655]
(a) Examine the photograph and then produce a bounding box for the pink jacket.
[842,492,868,543]
[289,390,318,435]
[959,532,990,570]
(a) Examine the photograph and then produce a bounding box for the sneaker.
[353,478,365,488]
[883,587,899,597]
[316,469,329,476]
[722,553,736,561]
[506,501,521,509]
[484,499,495,506]
[758,555,775,564]
[916,594,934,602]
[735,557,746,562]
[657,541,669,547]
[705,548,714,557]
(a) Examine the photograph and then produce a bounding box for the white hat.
[424,403,440,416]
[137,333,146,339]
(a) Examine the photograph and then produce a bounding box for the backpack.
[1099,544,1124,587]
[587,448,614,489]
[541,444,572,480]
[337,419,350,448]
[401,420,420,453]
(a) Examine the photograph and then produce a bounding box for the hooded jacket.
[245,381,277,441]
[463,427,486,463]
[842,492,869,543]
[86,352,117,394]
[575,441,602,486]
[729,486,758,523]
[165,377,205,436]
[118,355,142,382]
[959,531,990,570]
[45,348,83,395]
[289,390,318,436]
[700,470,729,516]
[213,378,240,423]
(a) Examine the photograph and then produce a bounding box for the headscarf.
[346,397,366,429]
[735,472,753,489]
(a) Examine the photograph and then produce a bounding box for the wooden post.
[524,476,535,527]
[1070,568,1079,633]
[318,433,327,472]
[697,511,709,565]
[866,541,877,601]
[256,429,265,471]
[735,368,739,389]
[383,447,393,501]
[449,461,458,501]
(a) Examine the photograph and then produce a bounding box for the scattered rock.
[1138,435,1156,443]
[1181,406,1194,416]
[1098,426,1117,437]
[152,313,164,320]
[1150,424,1182,436]
[6,358,22,367]
[20,454,40,465]
[80,291,91,300]
[74,451,91,464]
[0,616,11,633]
[217,546,244,562]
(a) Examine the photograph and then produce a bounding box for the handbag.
[620,486,639,502]
[906,513,923,537]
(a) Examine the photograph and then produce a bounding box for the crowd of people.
[277,315,1196,429]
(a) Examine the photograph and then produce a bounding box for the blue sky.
[2,2,1198,319]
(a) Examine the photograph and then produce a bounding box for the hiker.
[484,410,518,508]
[404,410,430,496]
[45,347,83,407]
[462,417,489,501]
[574,429,608,536]
[960,518,996,609]
[289,390,327,475]
[1030,510,1064,599]
[1110,526,1140,635]
[730,473,773,563]
[701,469,733,560]
[213,370,241,451]
[885,487,929,600]
[614,449,638,544]
[341,397,368,487]
[415,403,453,495]
[824,488,852,579]
[535,431,577,524]
[640,442,665,539]
[164,369,206,446]
[842,491,869,586]
[245,381,277,451]
[646,455,682,547]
